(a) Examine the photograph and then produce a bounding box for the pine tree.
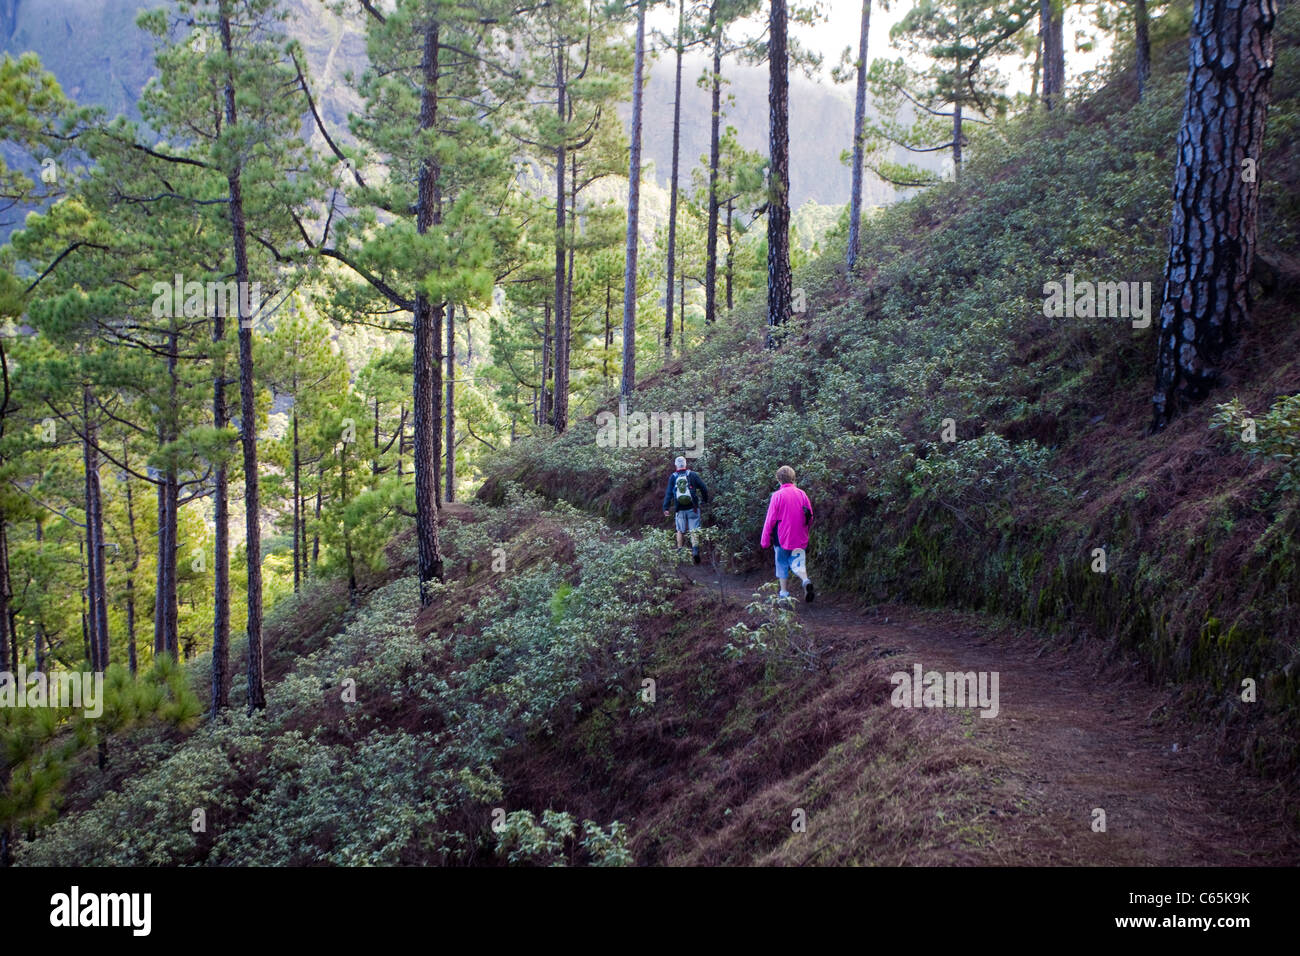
[1151,0,1277,430]
[621,0,648,401]
[308,0,514,604]
[847,0,872,270]
[766,0,792,335]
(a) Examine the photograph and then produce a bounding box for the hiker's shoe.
[778,591,791,599]
[692,547,701,565]
[803,580,815,603]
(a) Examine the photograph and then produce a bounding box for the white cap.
[675,456,687,469]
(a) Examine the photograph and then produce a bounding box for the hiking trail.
[679,558,1296,866]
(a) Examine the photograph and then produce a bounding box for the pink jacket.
[760,483,813,551]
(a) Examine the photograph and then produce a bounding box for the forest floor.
[677,557,1300,866]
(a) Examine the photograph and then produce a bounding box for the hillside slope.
[11,7,1300,867]
[482,9,1300,780]
[19,492,1295,865]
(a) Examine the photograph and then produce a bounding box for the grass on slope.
[481,8,1300,781]
[17,494,1002,865]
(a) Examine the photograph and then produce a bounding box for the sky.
[645,0,1115,99]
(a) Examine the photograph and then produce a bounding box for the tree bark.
[847,0,872,271]
[292,411,301,592]
[621,0,647,400]
[705,11,722,325]
[445,302,455,501]
[152,467,167,658]
[604,281,612,384]
[413,20,445,604]
[220,4,265,708]
[82,386,108,672]
[552,41,569,433]
[953,101,963,177]
[767,0,792,335]
[163,468,179,658]
[665,0,685,355]
[0,510,14,675]
[725,199,735,310]
[123,449,139,677]
[212,313,228,713]
[341,441,357,605]
[1135,0,1151,99]
[1040,0,1065,110]
[539,298,552,426]
[555,152,576,434]
[1151,0,1276,430]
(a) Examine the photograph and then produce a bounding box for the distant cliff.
[2,1,918,215]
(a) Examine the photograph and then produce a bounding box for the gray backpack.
[674,473,695,509]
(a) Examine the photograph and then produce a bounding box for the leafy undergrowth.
[499,579,1002,866]
[14,495,998,865]
[480,12,1300,779]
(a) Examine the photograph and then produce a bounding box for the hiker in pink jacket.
[760,465,815,602]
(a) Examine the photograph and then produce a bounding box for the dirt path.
[683,561,1297,866]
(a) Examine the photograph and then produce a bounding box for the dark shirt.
[663,469,710,512]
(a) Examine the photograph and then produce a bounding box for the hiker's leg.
[674,511,688,549]
[774,546,793,597]
[687,509,701,552]
[791,548,810,583]
[791,548,814,601]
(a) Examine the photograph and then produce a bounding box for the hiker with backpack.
[663,456,710,565]
[760,465,815,602]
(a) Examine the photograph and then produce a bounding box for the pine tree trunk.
[32,520,44,674]
[152,470,167,657]
[953,101,963,177]
[1135,0,1151,99]
[725,200,735,310]
[397,405,406,476]
[313,470,322,567]
[665,0,685,356]
[847,0,872,270]
[445,302,455,501]
[1152,0,1276,430]
[1040,0,1065,110]
[705,12,722,326]
[555,154,576,434]
[552,43,569,432]
[413,19,445,604]
[221,5,265,708]
[300,489,310,580]
[162,325,180,659]
[292,411,301,592]
[767,0,792,335]
[540,299,552,426]
[82,387,109,671]
[341,442,357,605]
[123,456,139,677]
[1032,33,1041,102]
[164,469,179,658]
[373,398,381,481]
[212,315,228,712]
[621,0,647,400]
[679,268,686,348]
[0,511,13,674]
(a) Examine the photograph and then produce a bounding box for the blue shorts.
[675,508,701,534]
[774,545,806,579]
